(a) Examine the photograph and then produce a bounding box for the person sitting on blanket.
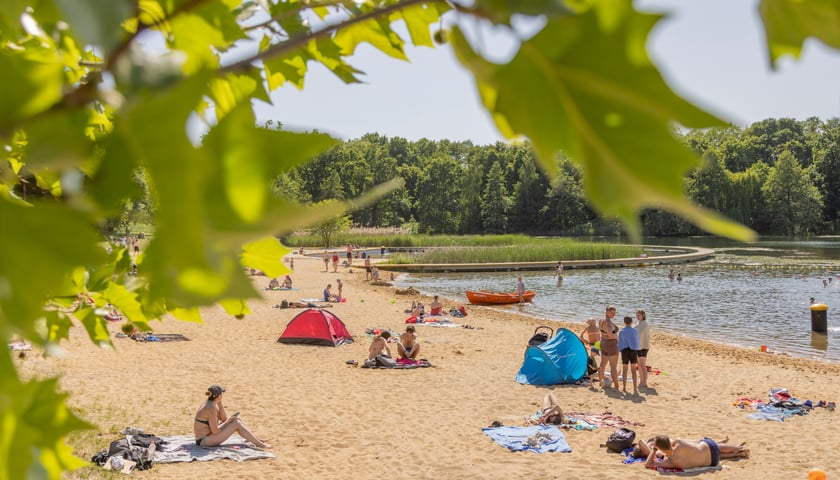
[282,275,292,288]
[268,278,280,290]
[429,296,443,315]
[639,435,749,469]
[194,385,271,449]
[368,330,392,360]
[397,325,420,359]
[526,392,564,425]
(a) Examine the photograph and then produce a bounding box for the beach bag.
[375,354,396,367]
[280,299,289,309]
[604,428,636,452]
[528,326,553,347]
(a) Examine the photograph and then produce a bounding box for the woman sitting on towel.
[526,392,564,425]
[281,275,292,288]
[368,331,392,360]
[194,385,271,449]
[398,325,420,359]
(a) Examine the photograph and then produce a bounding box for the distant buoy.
[808,468,826,480]
[760,345,768,352]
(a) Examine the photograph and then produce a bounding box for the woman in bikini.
[597,306,620,389]
[194,385,271,449]
[398,325,420,359]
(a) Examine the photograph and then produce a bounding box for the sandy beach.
[17,252,840,479]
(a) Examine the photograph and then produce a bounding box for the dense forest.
[124,117,840,237]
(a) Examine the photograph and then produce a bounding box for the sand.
[16,253,840,479]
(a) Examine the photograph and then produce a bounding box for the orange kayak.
[466,290,536,305]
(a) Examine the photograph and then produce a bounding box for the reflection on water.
[393,238,840,362]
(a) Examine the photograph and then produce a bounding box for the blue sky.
[252,0,840,145]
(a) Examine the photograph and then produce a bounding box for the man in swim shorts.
[639,435,749,469]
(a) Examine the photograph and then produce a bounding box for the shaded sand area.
[16,254,840,479]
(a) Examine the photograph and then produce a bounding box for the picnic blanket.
[153,435,274,463]
[482,425,571,453]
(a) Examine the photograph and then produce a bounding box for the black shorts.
[621,348,638,365]
[637,348,649,358]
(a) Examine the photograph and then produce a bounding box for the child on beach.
[618,316,640,394]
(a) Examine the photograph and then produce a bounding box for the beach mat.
[153,435,274,463]
[482,425,571,453]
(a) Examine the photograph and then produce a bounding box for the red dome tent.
[277,308,354,346]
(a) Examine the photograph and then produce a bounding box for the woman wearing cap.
[194,385,271,449]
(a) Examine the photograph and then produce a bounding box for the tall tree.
[414,156,463,233]
[481,161,511,233]
[762,151,823,235]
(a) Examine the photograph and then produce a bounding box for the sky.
[251,0,840,145]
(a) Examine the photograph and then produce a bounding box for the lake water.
[392,237,840,362]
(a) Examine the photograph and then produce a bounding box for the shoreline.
[18,253,840,479]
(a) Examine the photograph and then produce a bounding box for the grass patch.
[394,241,641,264]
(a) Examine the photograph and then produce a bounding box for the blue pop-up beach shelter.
[515,327,588,385]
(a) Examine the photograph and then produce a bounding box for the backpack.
[280,300,289,309]
[604,428,636,453]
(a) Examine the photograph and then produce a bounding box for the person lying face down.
[638,435,749,469]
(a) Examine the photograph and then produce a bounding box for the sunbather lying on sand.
[637,435,749,469]
[526,392,564,425]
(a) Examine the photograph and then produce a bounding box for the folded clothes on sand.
[153,435,274,463]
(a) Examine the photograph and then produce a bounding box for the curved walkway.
[369,245,715,273]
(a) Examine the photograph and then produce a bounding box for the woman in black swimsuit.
[193,385,271,449]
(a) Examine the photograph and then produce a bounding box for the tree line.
[259,117,836,237]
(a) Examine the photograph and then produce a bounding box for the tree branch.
[243,0,347,32]
[220,0,449,75]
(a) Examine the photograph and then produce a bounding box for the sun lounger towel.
[7,341,31,351]
[414,321,460,328]
[152,435,274,463]
[361,358,432,369]
[482,425,571,453]
[655,465,723,475]
[564,412,644,428]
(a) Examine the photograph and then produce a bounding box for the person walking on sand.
[322,251,330,272]
[597,306,620,389]
[194,385,271,449]
[636,309,651,388]
[618,316,640,394]
[516,277,526,304]
[332,251,339,273]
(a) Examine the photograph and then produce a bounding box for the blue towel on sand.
[482,425,571,453]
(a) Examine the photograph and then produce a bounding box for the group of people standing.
[581,306,651,394]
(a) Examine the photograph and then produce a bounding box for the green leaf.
[53,0,133,52]
[21,108,93,169]
[241,236,290,278]
[202,102,337,230]
[102,282,151,330]
[0,47,64,128]
[219,297,250,317]
[0,201,106,336]
[44,310,74,343]
[450,9,755,241]
[76,307,113,347]
[473,0,574,25]
[207,72,260,119]
[0,353,93,480]
[391,2,449,48]
[334,11,407,60]
[759,0,840,66]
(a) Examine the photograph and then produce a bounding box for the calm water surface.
[392,237,840,362]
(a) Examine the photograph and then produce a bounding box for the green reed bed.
[283,233,544,249]
[387,241,642,264]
